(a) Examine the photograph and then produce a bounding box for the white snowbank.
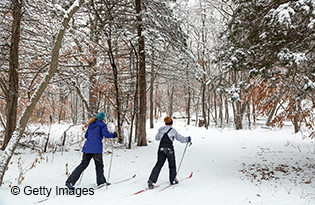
[0,119,314,205]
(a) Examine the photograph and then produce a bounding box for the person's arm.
[100,123,114,138]
[174,130,189,143]
[155,129,163,141]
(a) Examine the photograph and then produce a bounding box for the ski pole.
[177,140,191,175]
[107,139,114,183]
[78,171,84,185]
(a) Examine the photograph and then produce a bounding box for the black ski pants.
[66,153,106,186]
[149,147,176,183]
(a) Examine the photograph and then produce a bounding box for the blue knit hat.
[95,112,106,120]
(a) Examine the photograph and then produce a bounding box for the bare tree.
[1,0,21,150]
[0,0,85,186]
[136,0,147,146]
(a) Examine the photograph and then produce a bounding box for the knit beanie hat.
[95,112,106,120]
[164,116,173,125]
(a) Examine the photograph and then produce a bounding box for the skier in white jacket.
[147,116,191,189]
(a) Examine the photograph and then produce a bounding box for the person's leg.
[149,149,167,183]
[66,153,92,185]
[166,149,177,184]
[93,153,107,186]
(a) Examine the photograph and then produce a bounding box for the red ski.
[160,172,193,191]
[133,172,193,195]
[133,184,161,195]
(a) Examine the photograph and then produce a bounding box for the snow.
[308,19,315,28]
[294,53,307,65]
[271,3,295,26]
[64,0,81,20]
[0,0,6,5]
[1,119,315,205]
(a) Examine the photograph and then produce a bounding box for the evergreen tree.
[222,0,315,132]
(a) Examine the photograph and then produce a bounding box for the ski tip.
[134,190,144,195]
[189,172,193,178]
[132,174,136,178]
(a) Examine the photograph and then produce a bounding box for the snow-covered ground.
[1,119,315,205]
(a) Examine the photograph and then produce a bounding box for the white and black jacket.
[155,126,189,149]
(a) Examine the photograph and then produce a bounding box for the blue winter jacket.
[82,119,114,153]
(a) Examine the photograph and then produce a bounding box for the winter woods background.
[0,0,315,186]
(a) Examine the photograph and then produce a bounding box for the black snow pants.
[149,147,177,183]
[66,153,106,186]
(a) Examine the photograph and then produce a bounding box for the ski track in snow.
[0,120,315,205]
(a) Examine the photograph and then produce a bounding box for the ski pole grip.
[187,136,192,146]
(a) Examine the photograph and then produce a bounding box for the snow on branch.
[64,0,81,19]
[269,3,295,27]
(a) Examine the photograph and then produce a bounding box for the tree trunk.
[194,90,199,126]
[129,41,139,146]
[0,0,85,186]
[58,92,67,123]
[135,76,139,143]
[169,85,174,117]
[225,94,229,124]
[107,37,122,143]
[266,104,277,127]
[2,0,21,150]
[293,100,300,133]
[89,74,98,118]
[219,91,223,128]
[201,82,208,129]
[149,51,154,129]
[247,101,251,129]
[214,90,217,122]
[154,83,159,118]
[187,71,191,125]
[235,100,243,130]
[136,0,147,146]
[71,90,78,124]
[71,79,92,115]
[252,100,256,125]
[265,89,284,127]
[129,48,137,149]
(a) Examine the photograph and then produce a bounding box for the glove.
[113,131,118,138]
[187,136,191,143]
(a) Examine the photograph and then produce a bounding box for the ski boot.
[148,179,154,189]
[98,182,111,188]
[65,181,75,190]
[171,179,179,185]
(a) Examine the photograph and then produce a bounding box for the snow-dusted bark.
[136,0,147,147]
[0,0,85,186]
[2,0,21,150]
[70,79,92,114]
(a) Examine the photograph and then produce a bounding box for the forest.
[0,0,314,187]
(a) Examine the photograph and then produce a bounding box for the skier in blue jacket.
[65,112,117,190]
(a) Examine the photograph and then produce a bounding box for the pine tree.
[223,0,315,132]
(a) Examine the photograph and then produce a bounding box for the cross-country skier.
[65,111,118,190]
[147,116,191,189]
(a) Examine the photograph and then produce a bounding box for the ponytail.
[86,118,96,127]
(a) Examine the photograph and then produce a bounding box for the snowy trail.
[1,123,315,205]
